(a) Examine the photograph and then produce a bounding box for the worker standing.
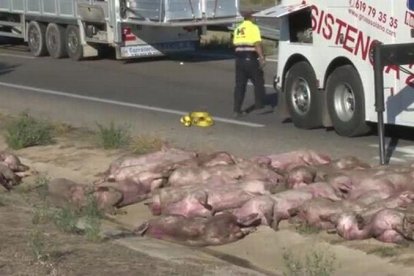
[232,11,270,117]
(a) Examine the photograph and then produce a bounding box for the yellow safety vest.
[233,20,262,46]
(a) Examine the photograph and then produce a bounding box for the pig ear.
[237,213,260,226]
[134,222,149,236]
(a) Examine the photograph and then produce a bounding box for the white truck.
[0,0,240,60]
[255,0,414,137]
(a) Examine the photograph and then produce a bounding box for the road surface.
[0,38,413,165]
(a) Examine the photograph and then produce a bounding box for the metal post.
[373,43,386,165]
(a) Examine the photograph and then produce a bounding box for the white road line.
[266,58,278,62]
[0,53,34,59]
[0,81,265,128]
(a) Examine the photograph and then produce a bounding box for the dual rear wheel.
[284,62,371,137]
[27,21,83,60]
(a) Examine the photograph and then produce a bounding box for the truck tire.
[46,23,67,59]
[66,25,83,61]
[284,61,322,129]
[326,65,371,137]
[27,21,48,57]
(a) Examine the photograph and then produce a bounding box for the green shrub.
[53,207,80,234]
[5,113,53,149]
[82,195,103,242]
[282,247,337,276]
[368,246,401,257]
[28,228,48,261]
[96,122,130,149]
[32,203,53,225]
[34,174,50,201]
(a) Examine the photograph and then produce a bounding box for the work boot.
[251,105,273,115]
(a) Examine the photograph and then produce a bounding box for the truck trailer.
[255,0,414,137]
[0,0,241,59]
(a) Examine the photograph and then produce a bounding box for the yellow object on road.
[180,111,214,127]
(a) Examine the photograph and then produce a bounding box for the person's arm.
[254,42,265,60]
[255,42,266,67]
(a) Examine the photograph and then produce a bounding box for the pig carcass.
[134,213,259,246]
[99,150,238,198]
[233,181,342,229]
[286,156,370,189]
[167,159,284,187]
[288,198,365,229]
[48,178,123,211]
[322,191,414,243]
[332,208,414,243]
[95,179,154,207]
[0,164,21,190]
[148,180,279,217]
[99,146,197,185]
[327,170,414,201]
[0,151,30,172]
[250,150,331,171]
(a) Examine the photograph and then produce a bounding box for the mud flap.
[276,89,290,122]
[83,44,99,58]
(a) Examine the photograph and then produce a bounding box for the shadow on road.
[0,37,28,52]
[375,124,414,164]
[0,62,17,76]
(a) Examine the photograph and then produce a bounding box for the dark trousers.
[233,56,265,113]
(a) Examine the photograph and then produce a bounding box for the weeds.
[82,194,103,242]
[368,246,401,258]
[34,174,50,201]
[53,206,80,234]
[84,216,102,242]
[5,113,54,149]
[295,223,321,235]
[0,194,6,206]
[282,249,303,276]
[32,203,53,225]
[96,122,130,149]
[130,135,164,155]
[28,228,48,261]
[282,247,337,276]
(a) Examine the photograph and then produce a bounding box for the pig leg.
[233,196,274,226]
[135,221,150,236]
[202,213,257,246]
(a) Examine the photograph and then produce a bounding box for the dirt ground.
[2,112,414,276]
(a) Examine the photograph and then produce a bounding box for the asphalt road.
[0,38,413,165]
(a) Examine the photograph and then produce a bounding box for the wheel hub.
[29,29,39,50]
[333,83,355,122]
[68,31,79,53]
[291,78,311,115]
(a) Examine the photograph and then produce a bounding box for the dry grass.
[130,134,165,155]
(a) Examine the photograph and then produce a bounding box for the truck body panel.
[255,0,414,133]
[0,0,241,59]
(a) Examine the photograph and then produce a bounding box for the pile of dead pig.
[0,151,31,192]
[5,147,414,247]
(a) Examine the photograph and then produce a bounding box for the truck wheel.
[284,61,322,129]
[326,65,371,137]
[46,23,67,59]
[66,25,83,61]
[27,21,48,57]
